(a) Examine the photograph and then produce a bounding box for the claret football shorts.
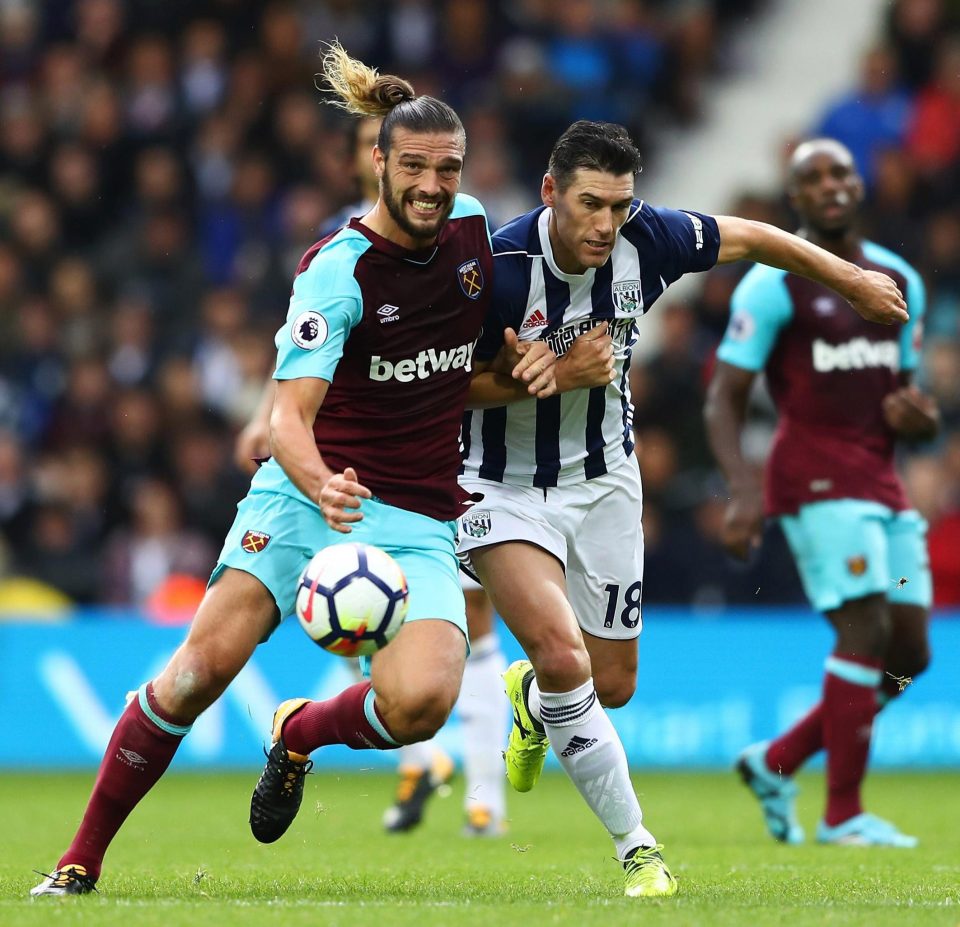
[780,499,932,613]
[211,484,467,639]
[457,455,645,640]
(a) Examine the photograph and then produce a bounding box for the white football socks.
[457,633,508,821]
[396,739,434,772]
[536,678,656,858]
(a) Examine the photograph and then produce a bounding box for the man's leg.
[33,569,277,894]
[472,542,676,898]
[458,587,508,836]
[251,618,466,842]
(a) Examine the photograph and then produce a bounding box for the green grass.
[1,770,958,926]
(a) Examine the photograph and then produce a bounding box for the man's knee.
[155,646,241,720]
[381,683,457,744]
[594,673,636,709]
[528,640,592,691]
[892,641,932,680]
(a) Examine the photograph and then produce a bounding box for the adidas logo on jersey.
[519,309,548,333]
[560,735,598,757]
[812,337,899,373]
[369,339,477,383]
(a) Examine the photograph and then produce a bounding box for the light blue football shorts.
[210,486,467,644]
[780,499,931,613]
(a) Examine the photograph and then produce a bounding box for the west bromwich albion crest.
[613,280,642,314]
[457,259,485,300]
[461,510,492,538]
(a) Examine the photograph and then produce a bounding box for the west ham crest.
[612,280,641,314]
[457,259,484,300]
[461,510,492,539]
[241,530,271,553]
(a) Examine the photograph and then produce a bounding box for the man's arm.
[234,376,277,474]
[703,360,764,560]
[271,377,371,533]
[467,328,558,408]
[715,216,908,325]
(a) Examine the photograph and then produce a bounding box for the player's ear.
[541,173,556,207]
[372,146,386,180]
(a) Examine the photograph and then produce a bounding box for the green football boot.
[623,844,679,898]
[502,660,549,793]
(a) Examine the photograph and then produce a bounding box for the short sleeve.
[642,205,721,284]
[475,252,530,362]
[274,291,362,382]
[898,264,926,373]
[716,267,793,371]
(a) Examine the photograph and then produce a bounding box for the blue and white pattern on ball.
[296,543,409,657]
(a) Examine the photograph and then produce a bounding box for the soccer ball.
[295,543,409,657]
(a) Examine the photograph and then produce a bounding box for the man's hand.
[319,466,372,534]
[504,327,558,398]
[555,321,616,392]
[882,385,940,440]
[721,481,764,561]
[844,268,908,325]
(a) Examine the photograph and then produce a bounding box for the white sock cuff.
[824,655,882,688]
[538,679,597,728]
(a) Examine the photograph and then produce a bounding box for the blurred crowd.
[1,0,957,615]
[634,0,960,608]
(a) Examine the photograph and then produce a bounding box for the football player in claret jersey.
[705,138,938,848]
[31,45,554,898]
[234,110,508,838]
[457,121,908,898]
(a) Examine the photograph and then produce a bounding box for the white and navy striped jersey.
[462,201,721,487]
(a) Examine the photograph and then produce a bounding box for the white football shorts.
[457,455,644,640]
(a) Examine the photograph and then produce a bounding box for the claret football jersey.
[257,193,492,522]
[462,201,720,488]
[717,241,925,515]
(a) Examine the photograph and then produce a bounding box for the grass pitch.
[1,769,958,926]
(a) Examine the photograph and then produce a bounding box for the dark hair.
[322,41,464,156]
[547,121,642,190]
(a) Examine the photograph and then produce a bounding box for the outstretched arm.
[704,360,764,560]
[715,216,908,325]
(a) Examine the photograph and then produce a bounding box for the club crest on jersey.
[612,280,641,314]
[846,555,868,576]
[241,530,271,554]
[461,510,491,539]
[457,259,484,300]
[290,310,328,350]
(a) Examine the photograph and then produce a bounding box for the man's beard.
[381,172,453,244]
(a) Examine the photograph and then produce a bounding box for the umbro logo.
[520,309,548,333]
[560,735,597,757]
[118,747,148,766]
[377,304,400,324]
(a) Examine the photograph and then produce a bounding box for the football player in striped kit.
[458,121,908,897]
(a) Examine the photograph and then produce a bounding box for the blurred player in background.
[31,45,549,898]
[234,115,507,839]
[459,121,908,898]
[705,138,937,847]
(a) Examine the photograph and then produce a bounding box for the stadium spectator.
[814,45,913,190]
